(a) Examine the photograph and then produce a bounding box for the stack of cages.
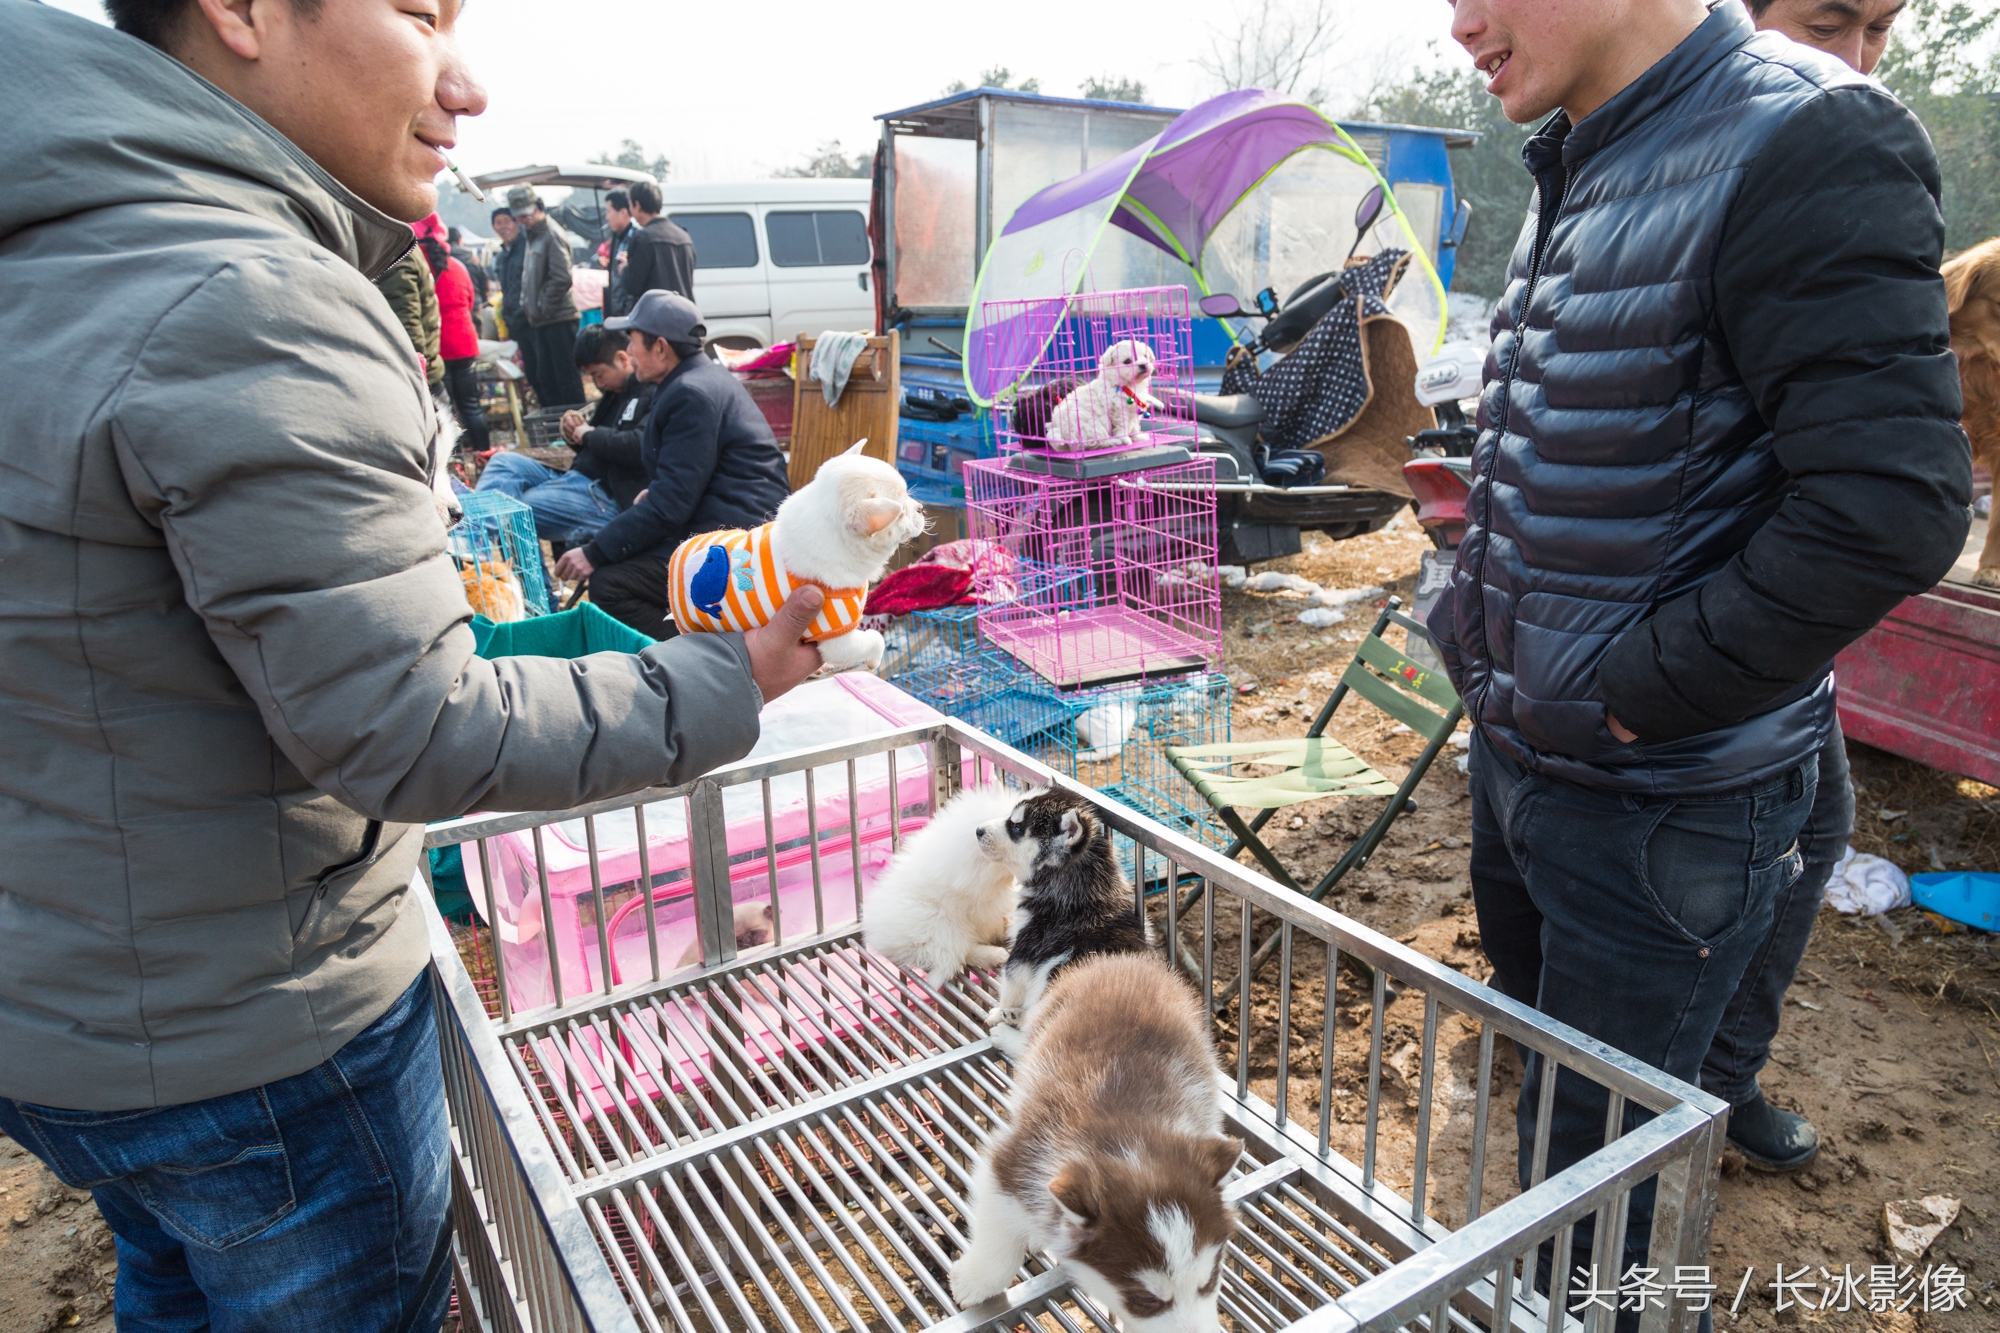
[453,490,549,622]
[962,284,1229,844]
[881,562,1090,684]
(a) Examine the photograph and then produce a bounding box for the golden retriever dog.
[1942,237,2000,587]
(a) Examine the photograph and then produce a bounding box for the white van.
[659,180,875,348]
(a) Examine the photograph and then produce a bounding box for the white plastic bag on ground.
[1309,584,1384,609]
[1825,846,1911,915]
[1242,571,1320,595]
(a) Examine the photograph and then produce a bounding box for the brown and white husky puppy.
[951,954,1240,1332]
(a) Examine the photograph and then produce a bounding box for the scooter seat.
[1192,393,1264,428]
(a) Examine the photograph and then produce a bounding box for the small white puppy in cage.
[1046,339,1162,450]
[861,785,1022,984]
[951,953,1240,1331]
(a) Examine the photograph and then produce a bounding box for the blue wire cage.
[452,490,550,620]
[880,561,1093,680]
[892,647,1232,849]
[1065,671,1234,850]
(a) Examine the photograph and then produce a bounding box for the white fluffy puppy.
[1046,340,1162,450]
[863,785,1023,983]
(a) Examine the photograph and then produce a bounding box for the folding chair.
[1167,597,1464,985]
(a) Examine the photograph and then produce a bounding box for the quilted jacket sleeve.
[1599,86,1972,743]
[109,252,763,822]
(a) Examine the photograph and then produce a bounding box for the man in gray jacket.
[0,1,822,1328]
[510,185,588,409]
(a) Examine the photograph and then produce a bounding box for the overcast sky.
[47,0,1467,182]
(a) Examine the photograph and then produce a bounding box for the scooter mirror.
[1198,293,1245,318]
[1354,185,1386,236]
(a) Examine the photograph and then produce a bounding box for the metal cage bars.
[424,718,1726,1333]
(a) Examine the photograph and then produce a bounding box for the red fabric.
[436,257,480,361]
[920,538,1020,603]
[717,342,796,376]
[412,212,447,242]
[864,562,973,616]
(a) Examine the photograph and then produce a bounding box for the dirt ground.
[3,516,1994,1331]
[0,1134,114,1332]
[1203,517,2000,1329]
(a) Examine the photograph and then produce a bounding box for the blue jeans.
[1469,730,1814,1326]
[475,450,617,542]
[1701,716,1854,1106]
[0,975,452,1333]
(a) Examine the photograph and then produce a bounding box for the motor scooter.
[1401,340,1484,668]
[1168,186,1417,564]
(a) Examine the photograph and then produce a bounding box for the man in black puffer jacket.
[1434,0,1970,1311]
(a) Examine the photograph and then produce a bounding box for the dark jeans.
[506,306,538,394]
[1702,716,1854,1107]
[1469,730,1813,1321]
[0,975,452,1333]
[589,554,678,640]
[441,357,490,453]
[527,318,585,412]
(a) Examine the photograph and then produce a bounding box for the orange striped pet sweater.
[666,522,867,643]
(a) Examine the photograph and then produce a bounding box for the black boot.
[1727,1091,1818,1172]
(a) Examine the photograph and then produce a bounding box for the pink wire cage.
[964,454,1223,689]
[979,285,1198,458]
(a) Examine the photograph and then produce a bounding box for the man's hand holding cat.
[744,585,825,704]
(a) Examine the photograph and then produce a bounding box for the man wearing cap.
[509,185,587,409]
[554,291,790,638]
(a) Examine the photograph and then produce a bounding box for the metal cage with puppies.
[423,715,1728,1333]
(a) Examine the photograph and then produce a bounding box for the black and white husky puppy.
[976,788,1154,1058]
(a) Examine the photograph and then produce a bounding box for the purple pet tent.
[964,89,1447,407]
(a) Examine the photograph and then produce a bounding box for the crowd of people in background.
[359,163,787,641]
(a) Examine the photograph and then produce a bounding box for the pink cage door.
[964,455,1222,690]
[458,675,945,1119]
[979,286,1197,459]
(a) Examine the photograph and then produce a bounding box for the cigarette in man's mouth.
[444,154,484,200]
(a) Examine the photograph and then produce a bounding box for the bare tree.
[1080,74,1148,103]
[943,66,1041,96]
[590,139,669,182]
[1196,0,1342,106]
[775,141,872,179]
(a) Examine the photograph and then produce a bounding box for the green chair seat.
[1168,597,1463,918]
[1166,738,1401,810]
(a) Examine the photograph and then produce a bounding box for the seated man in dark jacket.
[474,325,651,542]
[554,291,789,638]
